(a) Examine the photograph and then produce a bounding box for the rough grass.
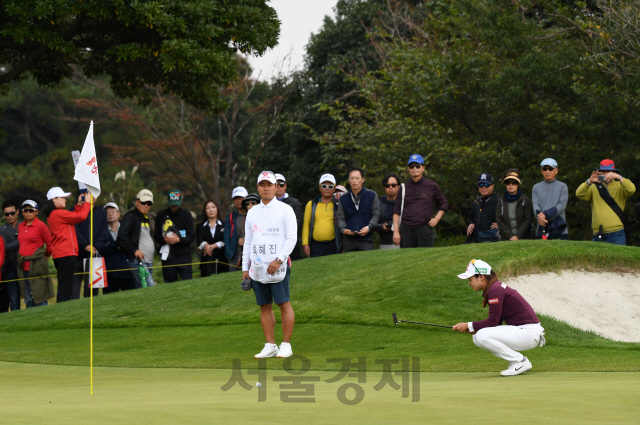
[0,241,638,371]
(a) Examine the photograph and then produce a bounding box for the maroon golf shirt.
[393,177,448,229]
[471,281,539,332]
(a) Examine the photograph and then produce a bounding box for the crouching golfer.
[242,171,297,358]
[453,259,545,376]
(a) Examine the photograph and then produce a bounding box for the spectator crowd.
[0,154,635,312]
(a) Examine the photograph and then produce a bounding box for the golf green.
[1,362,637,424]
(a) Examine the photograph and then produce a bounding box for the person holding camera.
[576,159,636,245]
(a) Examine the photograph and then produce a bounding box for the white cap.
[457,259,492,279]
[257,171,277,185]
[47,187,72,200]
[231,186,248,199]
[104,202,119,211]
[22,200,39,209]
[319,173,336,184]
[274,173,286,182]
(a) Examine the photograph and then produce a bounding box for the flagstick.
[90,195,94,395]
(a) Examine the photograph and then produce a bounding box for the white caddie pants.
[472,323,544,362]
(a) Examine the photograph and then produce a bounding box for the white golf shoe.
[501,356,532,377]
[277,342,293,358]
[254,343,279,359]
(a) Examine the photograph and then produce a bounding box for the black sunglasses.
[22,209,37,213]
[4,211,16,216]
[408,164,423,169]
[504,180,519,186]
[276,182,286,187]
[321,184,335,189]
[384,184,398,188]
[477,183,492,188]
[140,201,153,206]
[246,200,259,206]
[541,166,556,172]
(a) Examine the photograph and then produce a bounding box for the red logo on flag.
[86,156,98,175]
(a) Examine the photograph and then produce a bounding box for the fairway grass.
[1,362,638,425]
[0,241,639,371]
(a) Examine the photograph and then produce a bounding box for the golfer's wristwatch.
[276,257,284,265]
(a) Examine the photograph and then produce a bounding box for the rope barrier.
[0,259,243,284]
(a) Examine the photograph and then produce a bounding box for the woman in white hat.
[453,259,546,376]
[44,187,91,303]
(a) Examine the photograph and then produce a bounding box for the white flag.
[73,121,101,198]
[71,150,88,190]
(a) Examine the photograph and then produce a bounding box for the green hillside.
[0,241,638,371]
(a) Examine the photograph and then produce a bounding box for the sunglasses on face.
[277,182,286,187]
[321,184,335,189]
[477,183,492,188]
[4,211,16,216]
[542,166,555,172]
[140,201,153,207]
[408,164,423,170]
[384,184,398,188]
[504,180,519,186]
[246,201,259,206]
[22,209,37,214]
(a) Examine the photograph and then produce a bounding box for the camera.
[598,175,606,182]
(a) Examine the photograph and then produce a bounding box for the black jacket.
[496,192,534,240]
[375,196,396,245]
[0,222,20,275]
[281,196,302,260]
[468,193,500,243]
[196,220,228,274]
[96,221,135,281]
[154,207,195,260]
[117,208,156,261]
[75,205,108,259]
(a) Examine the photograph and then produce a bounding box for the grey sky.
[244,0,338,81]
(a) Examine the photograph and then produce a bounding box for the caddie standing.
[242,171,298,358]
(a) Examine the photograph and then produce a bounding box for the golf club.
[392,312,453,329]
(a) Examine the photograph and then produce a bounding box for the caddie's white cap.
[47,187,71,200]
[457,259,492,279]
[104,202,119,211]
[274,173,286,182]
[231,186,248,199]
[319,173,336,184]
[257,171,277,185]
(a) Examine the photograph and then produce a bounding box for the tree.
[314,0,640,241]
[0,0,279,113]
[73,59,296,212]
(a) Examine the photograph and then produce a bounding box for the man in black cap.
[154,189,195,282]
[466,173,500,243]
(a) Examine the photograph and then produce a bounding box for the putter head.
[392,312,398,325]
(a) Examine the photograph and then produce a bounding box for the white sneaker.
[277,342,293,358]
[254,343,279,359]
[501,356,532,376]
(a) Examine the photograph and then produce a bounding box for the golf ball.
[256,382,262,388]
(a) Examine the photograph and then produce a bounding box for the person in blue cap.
[392,154,448,248]
[532,158,569,240]
[466,173,500,243]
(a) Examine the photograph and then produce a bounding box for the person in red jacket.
[44,187,91,303]
[18,200,52,307]
[453,259,546,376]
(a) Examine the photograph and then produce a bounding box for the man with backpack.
[302,174,341,258]
[576,159,636,245]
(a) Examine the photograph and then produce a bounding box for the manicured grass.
[0,362,638,425]
[0,241,639,371]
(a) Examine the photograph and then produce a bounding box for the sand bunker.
[505,271,640,343]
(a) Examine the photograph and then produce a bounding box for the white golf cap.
[231,186,248,199]
[136,189,154,203]
[104,202,119,211]
[274,173,286,182]
[47,187,71,200]
[22,200,39,209]
[257,171,277,185]
[457,259,492,279]
[319,173,336,184]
